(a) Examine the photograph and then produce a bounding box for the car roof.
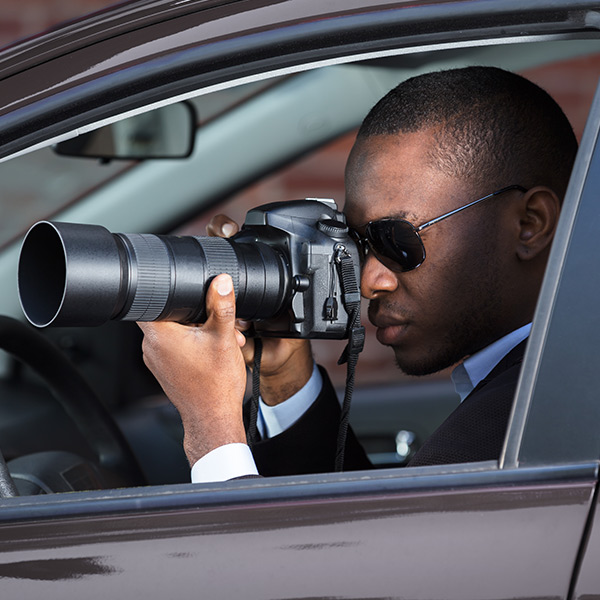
[0,0,599,161]
[0,0,454,79]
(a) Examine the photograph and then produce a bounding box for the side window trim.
[502,77,600,468]
[0,460,597,521]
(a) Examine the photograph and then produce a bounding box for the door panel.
[0,470,594,600]
[571,483,600,600]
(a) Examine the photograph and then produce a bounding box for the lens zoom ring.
[125,234,171,321]
[195,237,239,294]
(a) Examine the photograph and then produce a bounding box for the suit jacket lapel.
[467,338,528,399]
[408,338,529,467]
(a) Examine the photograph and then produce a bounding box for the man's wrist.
[181,415,247,466]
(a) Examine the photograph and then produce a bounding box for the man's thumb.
[206,274,237,328]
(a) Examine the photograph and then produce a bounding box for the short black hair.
[357,66,578,197]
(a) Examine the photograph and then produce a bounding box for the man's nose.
[360,253,399,299]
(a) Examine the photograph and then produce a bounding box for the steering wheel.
[0,316,145,495]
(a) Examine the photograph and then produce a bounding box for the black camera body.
[18,198,361,340]
[234,198,359,338]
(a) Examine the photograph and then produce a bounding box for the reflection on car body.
[0,0,599,598]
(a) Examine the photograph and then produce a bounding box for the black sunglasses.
[350,185,527,273]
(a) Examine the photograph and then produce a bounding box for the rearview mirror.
[54,102,196,161]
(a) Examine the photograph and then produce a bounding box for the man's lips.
[368,302,413,345]
[369,311,411,345]
[375,322,410,345]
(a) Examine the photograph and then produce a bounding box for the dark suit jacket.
[248,341,526,476]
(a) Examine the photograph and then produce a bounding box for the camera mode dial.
[317,219,348,237]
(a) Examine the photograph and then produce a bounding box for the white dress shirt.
[191,324,531,483]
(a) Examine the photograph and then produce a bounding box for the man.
[139,66,577,481]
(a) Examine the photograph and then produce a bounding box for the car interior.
[1,37,599,494]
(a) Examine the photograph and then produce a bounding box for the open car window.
[0,33,600,489]
[0,79,278,251]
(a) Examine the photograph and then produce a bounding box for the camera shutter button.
[317,219,348,236]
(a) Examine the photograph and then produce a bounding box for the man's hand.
[207,214,314,406]
[139,274,247,466]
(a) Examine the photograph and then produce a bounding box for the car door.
[2,2,600,598]
[0,463,594,600]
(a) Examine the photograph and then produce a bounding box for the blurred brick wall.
[0,0,115,48]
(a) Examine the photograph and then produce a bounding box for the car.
[0,0,600,597]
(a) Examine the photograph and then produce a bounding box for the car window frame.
[502,75,600,469]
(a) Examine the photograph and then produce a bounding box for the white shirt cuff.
[191,443,258,483]
[257,362,322,438]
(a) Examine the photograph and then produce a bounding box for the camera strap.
[334,246,365,471]
[247,338,262,448]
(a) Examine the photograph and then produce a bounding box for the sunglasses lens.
[366,220,425,272]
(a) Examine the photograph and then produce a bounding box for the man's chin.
[392,347,458,377]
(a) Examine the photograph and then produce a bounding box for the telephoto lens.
[18,221,290,328]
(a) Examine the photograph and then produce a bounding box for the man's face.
[344,130,515,376]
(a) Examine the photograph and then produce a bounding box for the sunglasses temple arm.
[416,192,497,233]
[416,185,526,233]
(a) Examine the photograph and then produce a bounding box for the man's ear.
[516,186,561,261]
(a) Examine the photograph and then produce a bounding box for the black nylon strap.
[247,337,263,447]
[334,248,364,472]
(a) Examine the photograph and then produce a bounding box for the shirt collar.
[451,323,532,402]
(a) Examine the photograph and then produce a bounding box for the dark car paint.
[0,0,476,80]
[0,464,597,599]
[572,485,600,599]
[1,0,600,597]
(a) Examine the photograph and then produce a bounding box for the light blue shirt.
[451,323,531,402]
[257,362,323,438]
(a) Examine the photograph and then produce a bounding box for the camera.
[18,198,361,339]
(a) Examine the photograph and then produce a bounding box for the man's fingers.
[206,214,239,238]
[137,320,177,347]
[137,320,189,342]
[138,320,185,362]
[234,329,247,348]
[235,319,252,332]
[240,336,255,365]
[205,274,237,332]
